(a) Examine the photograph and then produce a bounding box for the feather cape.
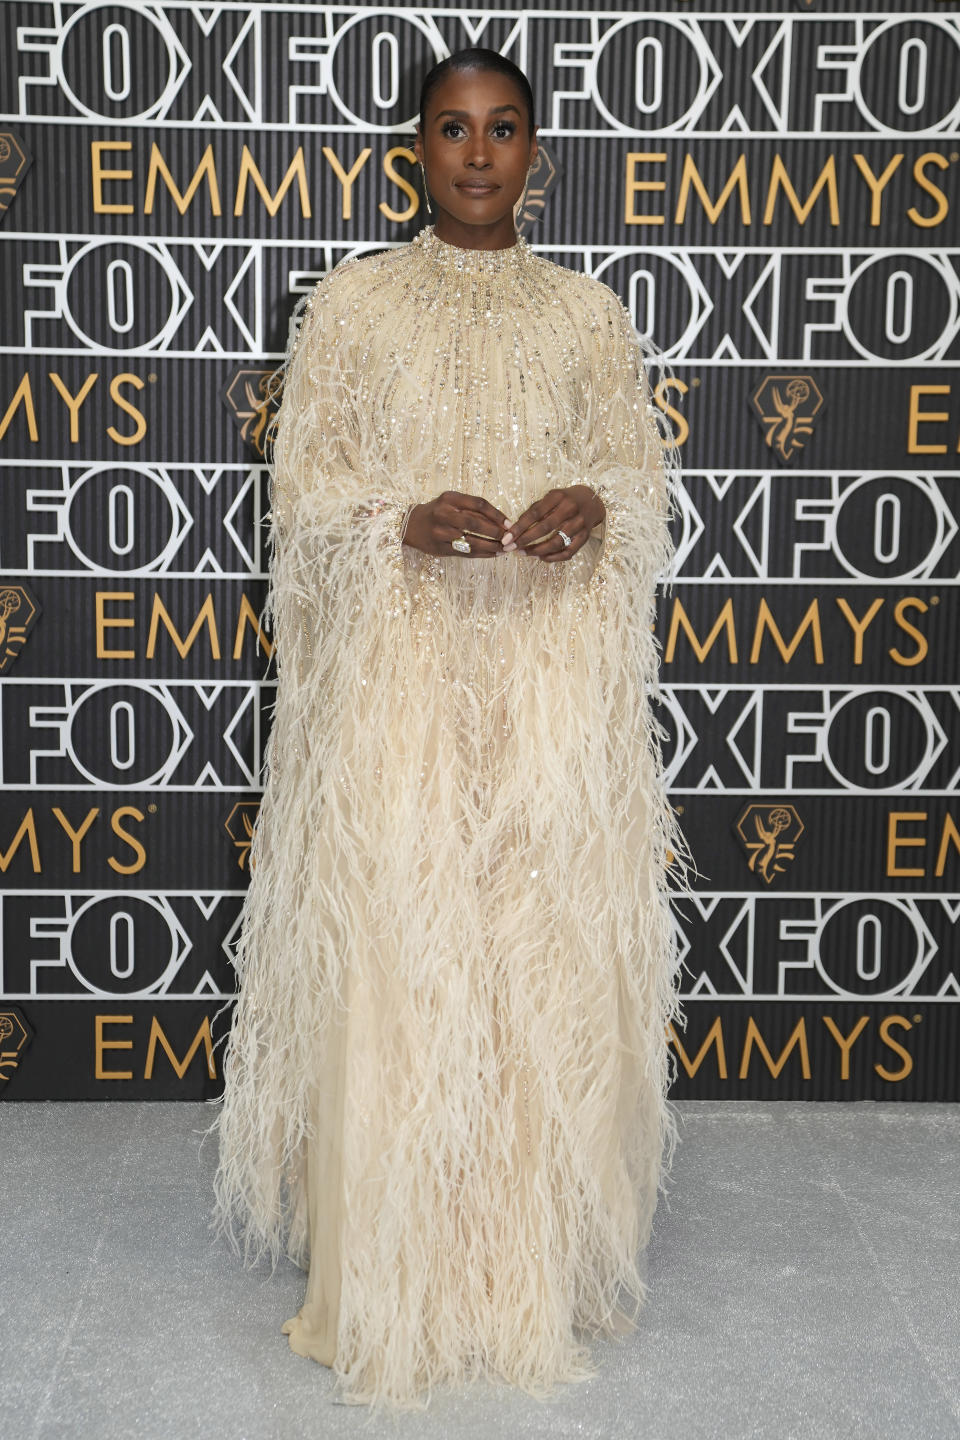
[208,225,690,1407]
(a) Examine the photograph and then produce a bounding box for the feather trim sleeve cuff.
[579,287,679,593]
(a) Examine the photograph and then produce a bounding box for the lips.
[457,182,498,195]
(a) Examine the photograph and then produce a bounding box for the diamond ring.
[451,534,471,554]
[557,529,572,548]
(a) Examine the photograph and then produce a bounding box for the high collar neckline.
[412,224,530,276]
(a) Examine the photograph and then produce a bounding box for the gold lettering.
[886,811,927,878]
[624,152,666,225]
[48,372,98,444]
[908,153,949,228]
[653,377,689,447]
[0,811,41,874]
[233,146,311,218]
[91,140,134,214]
[821,1015,870,1081]
[322,146,372,221]
[109,807,146,875]
[763,154,839,227]
[749,598,824,665]
[51,807,99,873]
[889,596,928,667]
[739,1016,811,1080]
[233,593,274,660]
[666,1018,728,1079]
[95,1014,134,1080]
[664,597,738,664]
[144,143,222,216]
[95,591,135,660]
[0,374,39,443]
[875,1015,914,1082]
[835,596,884,665]
[107,374,147,446]
[380,146,418,223]
[935,813,960,878]
[852,153,903,227]
[146,593,221,661]
[907,384,950,454]
[675,153,751,225]
[144,1016,217,1080]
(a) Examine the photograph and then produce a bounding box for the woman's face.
[414,68,538,250]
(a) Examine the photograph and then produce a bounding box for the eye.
[441,120,465,138]
[492,121,516,138]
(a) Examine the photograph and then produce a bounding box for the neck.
[430,212,520,252]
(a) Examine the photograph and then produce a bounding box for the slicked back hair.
[418,48,537,139]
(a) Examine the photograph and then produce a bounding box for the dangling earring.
[515,163,533,221]
[418,160,432,216]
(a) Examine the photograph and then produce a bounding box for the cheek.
[428,150,456,176]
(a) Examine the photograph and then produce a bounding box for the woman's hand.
[501,484,605,563]
[402,491,511,557]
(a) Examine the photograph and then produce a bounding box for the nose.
[464,134,493,169]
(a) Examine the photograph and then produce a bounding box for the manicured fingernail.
[503,541,517,551]
[501,532,513,545]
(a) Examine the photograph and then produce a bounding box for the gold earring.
[418,160,432,216]
[515,164,533,219]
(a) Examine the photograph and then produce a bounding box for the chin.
[448,199,520,226]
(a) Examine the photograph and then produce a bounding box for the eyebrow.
[434,105,522,121]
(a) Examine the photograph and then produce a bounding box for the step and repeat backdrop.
[1,1,958,1099]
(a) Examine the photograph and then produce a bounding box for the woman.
[210,47,688,1408]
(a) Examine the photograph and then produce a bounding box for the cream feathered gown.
[209,224,687,1407]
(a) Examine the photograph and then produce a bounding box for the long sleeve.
[270,275,417,549]
[260,270,424,764]
[579,286,677,590]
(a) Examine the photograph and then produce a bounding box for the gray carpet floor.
[1,1101,957,1439]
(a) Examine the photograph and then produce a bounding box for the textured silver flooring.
[1,1101,957,1439]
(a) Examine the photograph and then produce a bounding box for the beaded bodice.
[306,224,626,529]
[276,222,662,621]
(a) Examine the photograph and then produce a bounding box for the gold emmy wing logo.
[735,803,805,884]
[750,375,824,463]
[223,369,278,457]
[0,582,40,674]
[514,140,561,235]
[224,801,261,871]
[0,130,31,220]
[0,1008,33,1090]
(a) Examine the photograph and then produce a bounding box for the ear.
[413,127,423,163]
[529,128,539,166]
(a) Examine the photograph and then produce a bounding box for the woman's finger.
[439,526,502,556]
[508,491,559,546]
[539,523,588,562]
[457,494,510,541]
[513,494,580,550]
[434,505,504,556]
[445,493,509,543]
[459,493,510,528]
